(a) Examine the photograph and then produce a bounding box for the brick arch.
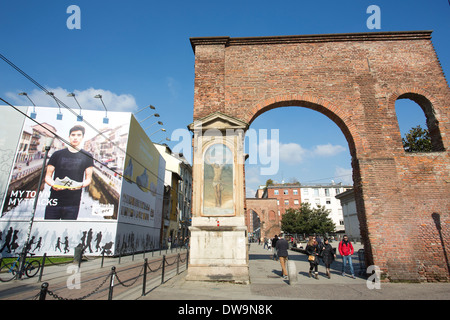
[191,31,450,282]
[245,199,280,239]
[247,94,359,158]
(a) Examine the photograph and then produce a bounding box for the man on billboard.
[44,125,94,220]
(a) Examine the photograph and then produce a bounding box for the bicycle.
[0,252,41,282]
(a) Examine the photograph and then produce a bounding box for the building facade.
[154,143,192,247]
[335,189,360,241]
[258,182,352,233]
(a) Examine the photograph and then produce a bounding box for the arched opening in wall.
[395,93,445,152]
[248,209,261,241]
[244,103,356,239]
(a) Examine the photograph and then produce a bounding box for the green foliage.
[402,125,432,152]
[281,203,335,235]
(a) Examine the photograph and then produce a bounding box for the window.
[284,200,289,205]
[395,93,445,152]
[314,189,319,197]
[335,188,341,195]
[303,189,309,195]
[283,189,289,195]
[294,199,299,205]
[326,199,331,205]
[277,200,279,205]
[325,189,330,196]
[293,189,298,195]
[274,189,279,195]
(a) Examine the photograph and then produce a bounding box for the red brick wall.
[191,31,450,282]
[266,186,302,215]
[246,198,280,239]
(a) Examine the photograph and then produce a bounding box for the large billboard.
[115,115,165,254]
[1,106,129,221]
[0,106,164,257]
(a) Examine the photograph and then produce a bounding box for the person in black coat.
[320,238,336,279]
[305,236,320,279]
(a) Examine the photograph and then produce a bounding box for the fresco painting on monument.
[203,143,233,216]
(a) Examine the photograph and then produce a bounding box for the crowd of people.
[259,234,356,280]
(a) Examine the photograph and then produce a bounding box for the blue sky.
[1,0,449,197]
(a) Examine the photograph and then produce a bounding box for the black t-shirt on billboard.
[47,148,94,206]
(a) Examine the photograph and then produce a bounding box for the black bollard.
[177,253,180,275]
[108,266,116,300]
[39,282,49,300]
[142,258,148,296]
[161,255,166,284]
[38,253,47,282]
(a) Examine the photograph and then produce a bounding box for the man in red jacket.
[338,235,355,278]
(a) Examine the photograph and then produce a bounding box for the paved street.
[0,243,448,301]
[139,242,450,301]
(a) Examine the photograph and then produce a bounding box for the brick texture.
[190,31,450,282]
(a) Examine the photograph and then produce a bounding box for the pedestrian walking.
[338,235,355,278]
[263,237,269,250]
[271,235,279,261]
[275,234,289,279]
[320,238,336,279]
[306,236,320,279]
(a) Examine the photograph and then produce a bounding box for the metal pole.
[39,282,49,300]
[186,249,189,270]
[38,253,46,282]
[78,247,83,269]
[101,249,105,268]
[177,253,180,275]
[108,266,116,300]
[161,255,166,284]
[142,258,148,296]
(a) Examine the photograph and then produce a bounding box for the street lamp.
[67,93,83,121]
[18,92,37,119]
[139,113,160,124]
[149,128,166,137]
[144,121,163,131]
[135,104,156,115]
[47,92,63,120]
[94,94,109,124]
[157,137,171,144]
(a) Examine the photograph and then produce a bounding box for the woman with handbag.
[320,238,336,279]
[305,236,320,279]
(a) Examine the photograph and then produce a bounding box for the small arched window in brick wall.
[395,93,445,152]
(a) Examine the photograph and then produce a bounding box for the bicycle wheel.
[0,262,19,282]
[25,260,40,278]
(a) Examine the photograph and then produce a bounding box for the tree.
[402,125,432,152]
[265,179,274,187]
[280,203,335,235]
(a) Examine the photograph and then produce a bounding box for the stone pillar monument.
[186,112,250,283]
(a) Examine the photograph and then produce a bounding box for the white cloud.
[279,142,308,164]
[250,137,345,167]
[334,166,353,185]
[312,143,346,157]
[7,87,138,113]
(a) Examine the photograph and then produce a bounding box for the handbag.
[308,255,315,262]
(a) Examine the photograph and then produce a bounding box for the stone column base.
[186,265,250,284]
[186,224,250,284]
